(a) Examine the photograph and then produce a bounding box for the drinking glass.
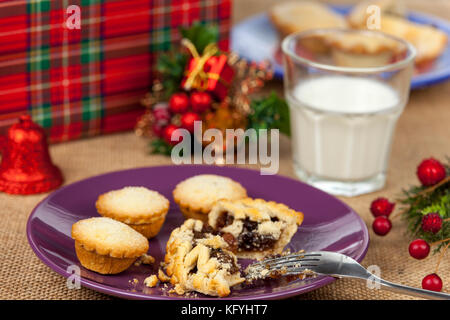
[282,29,416,196]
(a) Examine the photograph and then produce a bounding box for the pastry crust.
[378,15,447,65]
[348,1,447,65]
[96,186,169,225]
[72,217,149,274]
[208,198,303,260]
[164,219,244,297]
[72,217,149,258]
[96,186,169,238]
[128,214,167,238]
[173,175,247,220]
[269,1,347,37]
[74,242,137,274]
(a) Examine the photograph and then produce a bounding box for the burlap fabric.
[1,0,449,300]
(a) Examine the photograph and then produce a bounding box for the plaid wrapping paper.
[0,0,231,142]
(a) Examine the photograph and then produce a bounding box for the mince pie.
[164,219,244,297]
[173,174,247,222]
[208,198,304,260]
[72,217,149,274]
[96,186,169,238]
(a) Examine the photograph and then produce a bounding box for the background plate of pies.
[27,165,369,300]
[231,4,450,89]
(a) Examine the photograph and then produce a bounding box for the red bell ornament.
[0,115,63,194]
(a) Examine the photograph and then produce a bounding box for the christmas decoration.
[367,157,449,292]
[190,91,212,113]
[417,158,446,186]
[372,216,392,236]
[180,112,201,133]
[408,239,430,260]
[135,23,287,155]
[421,212,443,234]
[169,93,190,114]
[0,115,63,194]
[162,124,182,146]
[400,158,450,253]
[422,273,443,292]
[370,197,395,217]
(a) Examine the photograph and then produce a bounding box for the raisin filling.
[193,224,217,241]
[236,218,277,252]
[216,212,234,229]
[210,248,240,274]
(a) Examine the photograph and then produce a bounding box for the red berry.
[408,239,430,259]
[169,93,189,114]
[153,108,171,125]
[421,212,443,234]
[372,216,392,236]
[180,112,201,133]
[190,91,211,113]
[417,158,446,186]
[422,273,443,292]
[162,124,182,145]
[370,197,395,217]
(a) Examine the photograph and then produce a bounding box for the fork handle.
[371,276,450,300]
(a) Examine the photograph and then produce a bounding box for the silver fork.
[246,251,450,300]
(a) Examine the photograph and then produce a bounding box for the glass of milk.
[282,29,416,196]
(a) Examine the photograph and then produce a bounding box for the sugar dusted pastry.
[96,186,169,238]
[269,1,347,36]
[71,217,149,274]
[173,175,247,222]
[164,219,244,297]
[208,198,304,260]
[348,1,447,66]
[378,15,447,66]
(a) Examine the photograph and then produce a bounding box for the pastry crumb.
[158,269,171,282]
[141,253,156,265]
[174,284,185,295]
[144,275,159,287]
[135,254,156,266]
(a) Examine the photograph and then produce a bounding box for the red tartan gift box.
[0,0,231,142]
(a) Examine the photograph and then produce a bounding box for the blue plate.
[231,6,450,89]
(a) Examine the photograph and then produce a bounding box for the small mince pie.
[208,198,304,260]
[164,219,244,297]
[72,217,149,274]
[96,186,169,238]
[173,174,247,222]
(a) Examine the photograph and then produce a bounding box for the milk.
[287,76,403,183]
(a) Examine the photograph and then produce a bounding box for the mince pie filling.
[215,212,281,253]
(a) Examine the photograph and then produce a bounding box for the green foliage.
[156,52,188,98]
[150,139,172,156]
[247,92,290,136]
[180,22,219,53]
[399,161,450,253]
[155,23,219,98]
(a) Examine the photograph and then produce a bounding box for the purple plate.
[27,165,369,300]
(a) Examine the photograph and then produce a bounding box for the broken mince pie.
[208,198,304,260]
[164,219,244,297]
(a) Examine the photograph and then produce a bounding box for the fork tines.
[245,252,320,280]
